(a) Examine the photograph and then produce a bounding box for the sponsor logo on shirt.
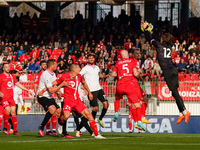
[7,81,12,88]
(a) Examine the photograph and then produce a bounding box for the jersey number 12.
[163,48,171,58]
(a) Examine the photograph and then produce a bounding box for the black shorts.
[37,96,60,112]
[89,89,108,107]
[163,67,179,91]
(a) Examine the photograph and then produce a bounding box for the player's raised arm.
[15,82,34,96]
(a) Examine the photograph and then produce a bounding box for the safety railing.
[19,80,200,116]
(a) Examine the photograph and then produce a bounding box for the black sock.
[172,88,186,112]
[81,117,93,135]
[92,111,97,120]
[79,122,84,131]
[99,108,107,120]
[40,112,52,129]
[74,115,80,131]
[62,121,67,135]
[8,118,13,130]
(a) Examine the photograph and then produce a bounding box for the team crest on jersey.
[69,81,75,88]
[7,81,12,87]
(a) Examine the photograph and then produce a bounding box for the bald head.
[121,50,129,58]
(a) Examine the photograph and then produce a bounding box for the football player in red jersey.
[0,63,34,135]
[38,64,106,139]
[111,50,146,131]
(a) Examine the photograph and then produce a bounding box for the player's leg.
[172,88,191,124]
[113,91,123,122]
[51,114,57,135]
[89,91,98,120]
[97,89,108,128]
[132,103,145,131]
[80,108,105,139]
[79,116,94,136]
[128,107,133,133]
[0,106,4,131]
[72,111,81,137]
[10,105,19,135]
[140,97,151,124]
[3,101,12,135]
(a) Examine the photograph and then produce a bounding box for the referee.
[141,21,191,124]
[80,53,109,128]
[37,59,66,136]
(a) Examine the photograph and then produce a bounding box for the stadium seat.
[27,74,34,81]
[185,74,190,81]
[191,74,198,80]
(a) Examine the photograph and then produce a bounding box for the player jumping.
[141,21,191,124]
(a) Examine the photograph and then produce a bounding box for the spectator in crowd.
[193,59,200,73]
[139,33,146,45]
[7,52,13,63]
[17,45,24,58]
[23,41,29,54]
[28,59,38,74]
[124,38,133,51]
[196,40,200,53]
[0,52,6,64]
[3,46,9,56]
[15,62,22,73]
[21,59,29,72]
[135,38,141,49]
[152,59,161,76]
[57,60,65,74]
[19,71,27,82]
[177,59,186,72]
[143,55,153,74]
[67,40,74,53]
[171,46,177,58]
[181,51,189,64]
[174,39,180,51]
[146,46,154,58]
[174,53,181,65]
[185,59,194,74]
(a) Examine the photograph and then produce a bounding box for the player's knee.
[49,105,56,114]
[93,106,98,112]
[63,112,70,120]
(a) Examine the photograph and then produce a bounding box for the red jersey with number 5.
[113,58,137,83]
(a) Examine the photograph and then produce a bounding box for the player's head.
[121,50,129,59]
[133,49,141,60]
[87,53,95,65]
[47,59,56,71]
[161,33,174,45]
[40,60,47,71]
[2,62,10,73]
[69,63,80,75]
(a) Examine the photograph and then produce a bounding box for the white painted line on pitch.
[5,137,125,143]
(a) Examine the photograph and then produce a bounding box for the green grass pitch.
[0,132,200,150]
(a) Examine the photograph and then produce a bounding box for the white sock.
[46,130,50,132]
[182,110,187,115]
[142,117,145,120]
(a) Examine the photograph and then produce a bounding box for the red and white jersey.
[56,73,83,102]
[34,71,43,85]
[96,44,104,52]
[124,42,133,50]
[78,56,87,65]
[191,56,196,64]
[113,58,136,83]
[174,57,181,64]
[0,73,18,101]
[111,49,117,58]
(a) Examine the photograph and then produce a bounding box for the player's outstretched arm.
[15,82,34,96]
[82,79,93,100]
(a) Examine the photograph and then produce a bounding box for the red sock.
[129,122,132,131]
[3,113,9,129]
[131,108,138,123]
[51,114,57,130]
[12,115,17,131]
[46,120,51,131]
[141,102,148,118]
[136,107,142,121]
[114,100,120,113]
[89,120,98,136]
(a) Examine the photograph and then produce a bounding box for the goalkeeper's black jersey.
[145,31,174,70]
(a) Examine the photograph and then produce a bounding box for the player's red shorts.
[0,99,16,108]
[115,81,140,104]
[63,99,87,114]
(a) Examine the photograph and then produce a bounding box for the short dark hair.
[87,53,95,59]
[69,63,79,71]
[40,60,47,66]
[2,62,9,69]
[47,59,56,68]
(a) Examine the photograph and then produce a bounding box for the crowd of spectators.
[0,10,200,82]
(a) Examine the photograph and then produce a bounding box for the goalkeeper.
[141,21,191,125]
